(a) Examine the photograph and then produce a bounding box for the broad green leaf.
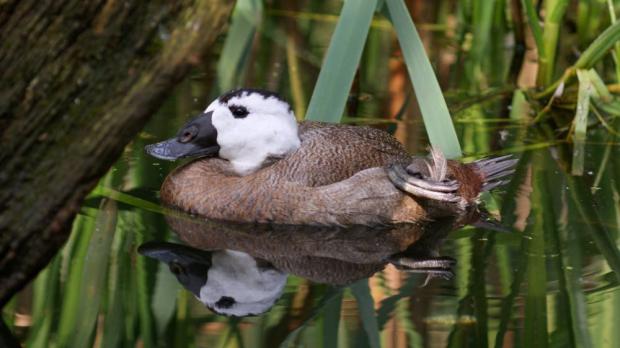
[305,0,378,122]
[386,0,462,158]
[151,261,179,339]
[321,291,343,348]
[70,199,118,348]
[55,215,97,347]
[350,280,380,348]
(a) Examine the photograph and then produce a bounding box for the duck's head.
[139,242,287,317]
[145,88,300,175]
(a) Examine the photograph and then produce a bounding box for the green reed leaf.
[55,214,97,347]
[576,20,620,70]
[350,280,380,348]
[386,0,462,158]
[305,0,378,122]
[216,0,263,93]
[280,287,343,348]
[521,0,545,58]
[572,70,593,176]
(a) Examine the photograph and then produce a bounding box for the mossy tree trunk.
[0,0,234,308]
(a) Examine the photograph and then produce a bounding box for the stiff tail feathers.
[473,155,518,192]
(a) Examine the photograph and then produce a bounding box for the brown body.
[161,122,485,227]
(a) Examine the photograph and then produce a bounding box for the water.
[6,3,620,348]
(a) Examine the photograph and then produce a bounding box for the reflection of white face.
[198,250,287,316]
[205,91,300,175]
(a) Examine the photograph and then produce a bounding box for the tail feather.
[482,179,510,191]
[473,155,518,192]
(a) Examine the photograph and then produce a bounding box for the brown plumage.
[160,121,514,227]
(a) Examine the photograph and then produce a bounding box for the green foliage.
[305,0,378,123]
[217,0,264,93]
[572,70,594,176]
[349,280,380,348]
[385,0,462,158]
[306,0,462,158]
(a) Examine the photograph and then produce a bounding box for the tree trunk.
[0,0,234,306]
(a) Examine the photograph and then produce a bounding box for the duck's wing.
[278,122,411,186]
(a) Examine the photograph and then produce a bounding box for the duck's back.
[272,121,411,186]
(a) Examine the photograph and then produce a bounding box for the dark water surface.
[5,4,620,348]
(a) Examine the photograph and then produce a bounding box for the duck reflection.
[139,243,287,316]
[139,212,471,317]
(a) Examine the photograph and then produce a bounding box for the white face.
[205,90,300,175]
[198,250,287,316]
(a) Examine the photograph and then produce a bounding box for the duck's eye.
[178,125,198,143]
[169,262,185,275]
[215,296,236,309]
[229,105,249,118]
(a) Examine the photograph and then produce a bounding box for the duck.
[145,88,516,227]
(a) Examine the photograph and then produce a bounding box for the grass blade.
[216,0,263,93]
[538,20,620,98]
[100,215,131,348]
[279,287,343,348]
[151,258,179,339]
[520,0,545,58]
[321,290,342,348]
[394,297,422,347]
[567,176,620,282]
[286,33,307,120]
[572,70,592,176]
[559,220,594,348]
[538,0,569,85]
[576,20,620,70]
[523,151,551,347]
[55,214,97,347]
[386,0,462,158]
[606,0,620,82]
[350,280,380,348]
[70,198,118,348]
[305,0,378,122]
[26,257,61,348]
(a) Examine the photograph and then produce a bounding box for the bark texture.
[0,0,234,306]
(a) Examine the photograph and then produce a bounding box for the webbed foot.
[388,163,460,202]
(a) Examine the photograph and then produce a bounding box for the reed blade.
[305,0,378,122]
[386,0,462,158]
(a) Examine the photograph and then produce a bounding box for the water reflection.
[140,213,464,317]
[140,242,287,317]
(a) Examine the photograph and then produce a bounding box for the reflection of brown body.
[165,215,462,285]
[161,122,502,227]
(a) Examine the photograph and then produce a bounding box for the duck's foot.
[387,163,460,202]
[388,256,456,283]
